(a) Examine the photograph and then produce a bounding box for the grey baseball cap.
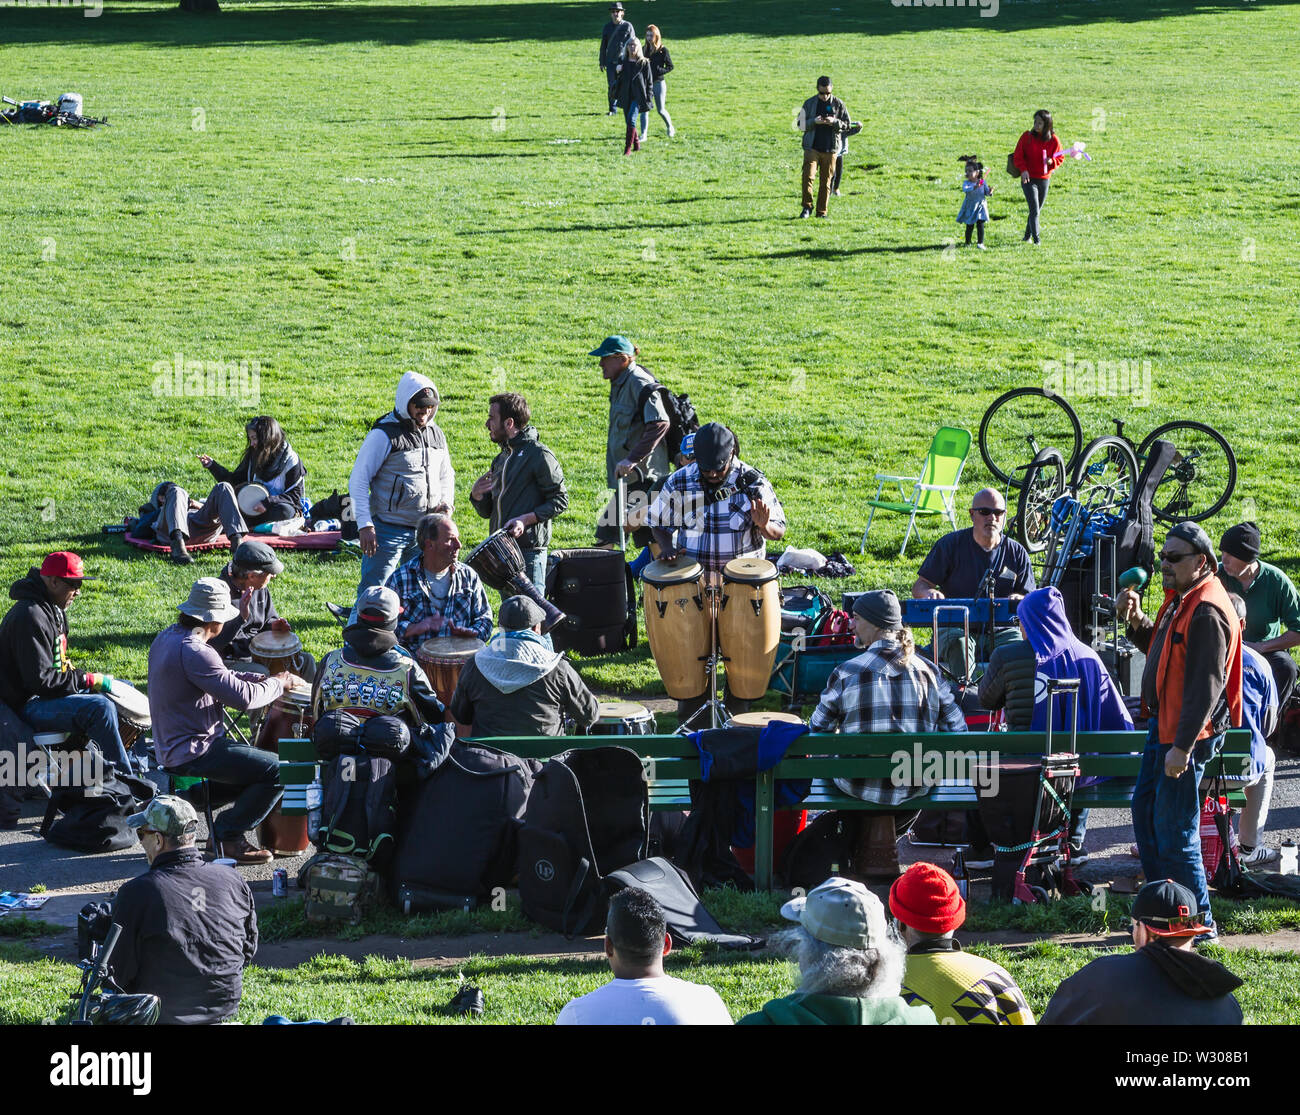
[127,795,199,837]
[178,578,240,623]
[781,876,888,950]
[232,538,284,576]
[356,585,402,626]
[499,595,546,631]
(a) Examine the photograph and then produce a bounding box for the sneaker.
[449,985,484,1016]
[1240,845,1278,867]
[976,243,987,251]
[815,213,828,219]
[832,188,842,197]
[667,126,676,138]
[1192,924,1219,949]
[799,207,812,219]
[1066,845,1089,866]
[607,109,616,116]
[325,601,350,626]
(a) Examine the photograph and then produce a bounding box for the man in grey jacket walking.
[599,2,636,114]
[470,393,568,595]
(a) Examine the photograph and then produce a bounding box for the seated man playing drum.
[211,539,316,681]
[312,586,445,730]
[646,423,786,723]
[148,579,297,865]
[386,513,493,651]
[0,551,136,776]
[911,488,1034,684]
[449,596,599,738]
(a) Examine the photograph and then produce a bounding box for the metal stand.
[677,580,732,733]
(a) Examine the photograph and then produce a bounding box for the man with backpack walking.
[598,3,636,115]
[591,335,671,549]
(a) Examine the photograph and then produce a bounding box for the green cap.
[127,795,199,837]
[589,335,635,358]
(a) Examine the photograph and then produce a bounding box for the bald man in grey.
[912,487,1035,682]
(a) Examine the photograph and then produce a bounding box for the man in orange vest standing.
[1118,522,1243,942]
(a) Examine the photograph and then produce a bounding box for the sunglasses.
[971,507,1005,517]
[1157,550,1198,564]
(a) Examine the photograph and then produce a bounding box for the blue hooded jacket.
[1016,587,1134,734]
[1233,644,1277,781]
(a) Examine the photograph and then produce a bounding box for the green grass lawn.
[2,0,1298,1024]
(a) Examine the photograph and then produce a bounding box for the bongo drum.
[256,681,317,856]
[417,636,485,736]
[105,678,151,751]
[249,629,304,676]
[641,559,710,700]
[718,557,781,701]
[587,701,656,736]
[237,482,270,517]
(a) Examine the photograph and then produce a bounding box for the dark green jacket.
[738,992,937,1026]
[469,426,568,551]
[978,638,1037,730]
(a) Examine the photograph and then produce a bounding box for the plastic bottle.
[951,849,969,901]
[1281,841,1298,876]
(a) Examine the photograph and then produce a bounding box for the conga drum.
[257,681,316,856]
[717,557,781,700]
[642,559,711,700]
[416,636,485,736]
[105,678,152,752]
[249,629,304,676]
[729,711,804,730]
[587,701,657,736]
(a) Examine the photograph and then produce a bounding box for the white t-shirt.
[556,976,733,1026]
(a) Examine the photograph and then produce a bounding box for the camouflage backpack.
[299,852,383,925]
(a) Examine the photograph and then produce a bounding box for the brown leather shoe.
[217,837,273,865]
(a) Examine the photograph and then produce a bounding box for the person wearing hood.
[1217,521,1300,710]
[312,585,445,731]
[739,876,937,1026]
[1118,521,1243,939]
[1040,878,1243,1025]
[977,585,1133,865]
[469,392,568,596]
[449,596,598,738]
[136,416,307,566]
[348,373,455,622]
[0,551,135,775]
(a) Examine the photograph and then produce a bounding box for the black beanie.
[1220,522,1261,563]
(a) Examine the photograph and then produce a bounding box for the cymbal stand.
[678,580,732,733]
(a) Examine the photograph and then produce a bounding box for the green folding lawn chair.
[860,426,972,556]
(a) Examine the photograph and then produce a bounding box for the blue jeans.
[351,518,419,622]
[23,693,132,774]
[623,100,644,130]
[174,738,282,841]
[1132,722,1218,921]
[520,547,548,598]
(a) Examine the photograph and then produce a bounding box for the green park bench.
[418,727,1255,892]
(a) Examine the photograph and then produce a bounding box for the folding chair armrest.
[873,472,919,484]
[915,482,960,492]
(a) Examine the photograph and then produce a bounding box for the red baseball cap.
[39,551,97,581]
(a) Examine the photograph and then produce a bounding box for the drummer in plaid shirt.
[385,513,494,650]
[646,423,786,572]
[811,590,967,807]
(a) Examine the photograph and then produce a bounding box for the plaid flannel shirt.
[386,556,493,648]
[645,460,786,572]
[811,638,967,805]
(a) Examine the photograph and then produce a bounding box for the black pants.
[964,220,985,245]
[1022,177,1049,241]
[1267,649,1298,711]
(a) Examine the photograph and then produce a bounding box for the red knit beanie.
[889,862,965,934]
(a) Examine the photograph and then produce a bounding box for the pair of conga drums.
[642,557,781,700]
[416,635,486,736]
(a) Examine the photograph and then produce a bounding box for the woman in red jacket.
[1012,109,1064,244]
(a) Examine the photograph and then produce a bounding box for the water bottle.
[1281,841,1298,876]
[951,849,969,901]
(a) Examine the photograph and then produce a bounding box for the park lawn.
[0,0,1297,695]
[4,935,1298,1025]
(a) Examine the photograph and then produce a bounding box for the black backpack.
[314,753,398,870]
[636,378,699,461]
[394,741,539,908]
[606,857,764,950]
[40,767,155,854]
[517,747,649,936]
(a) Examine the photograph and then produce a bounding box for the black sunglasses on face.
[971,507,1005,517]
[1158,551,1197,564]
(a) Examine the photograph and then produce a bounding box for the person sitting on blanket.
[312,586,445,732]
[135,415,307,565]
[0,551,135,776]
[211,539,316,682]
[974,584,1133,867]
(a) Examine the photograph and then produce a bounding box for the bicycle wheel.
[1137,420,1237,524]
[1071,435,1138,516]
[1015,447,1067,553]
[978,387,1083,489]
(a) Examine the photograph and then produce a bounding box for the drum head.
[107,679,151,725]
[237,483,270,516]
[282,679,313,707]
[643,558,703,586]
[597,701,650,722]
[418,635,485,662]
[723,557,778,584]
[730,711,804,729]
[250,630,303,657]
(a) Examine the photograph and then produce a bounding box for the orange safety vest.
[1145,573,1243,746]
